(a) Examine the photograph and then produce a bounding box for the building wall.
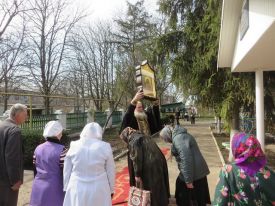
[232,0,275,69]
[161,95,176,105]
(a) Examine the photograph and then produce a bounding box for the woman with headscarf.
[160,124,210,206]
[213,132,275,205]
[30,121,65,206]
[120,127,170,206]
[63,122,115,206]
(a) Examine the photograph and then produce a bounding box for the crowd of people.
[1,91,275,206]
[174,105,197,125]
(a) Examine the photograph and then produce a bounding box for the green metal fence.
[21,114,57,130]
[94,111,107,127]
[19,111,121,131]
[112,111,122,125]
[66,112,87,130]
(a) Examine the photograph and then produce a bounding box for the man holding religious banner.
[120,91,163,186]
[120,60,161,136]
[120,60,165,192]
[120,89,162,137]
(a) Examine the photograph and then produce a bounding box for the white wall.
[232,0,275,70]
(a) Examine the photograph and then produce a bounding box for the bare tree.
[69,22,117,111]
[64,62,87,111]
[0,24,27,111]
[23,0,84,114]
[0,0,29,38]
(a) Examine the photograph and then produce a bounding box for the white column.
[87,111,94,123]
[255,69,265,151]
[57,114,67,130]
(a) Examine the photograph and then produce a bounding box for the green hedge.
[22,129,72,169]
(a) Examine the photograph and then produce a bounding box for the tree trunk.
[3,75,9,112]
[108,101,114,112]
[44,96,50,114]
[76,96,80,113]
[228,102,240,161]
[216,116,222,134]
[4,96,8,112]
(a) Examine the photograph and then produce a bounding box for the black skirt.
[175,176,211,206]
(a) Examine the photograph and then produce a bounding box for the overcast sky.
[75,0,159,22]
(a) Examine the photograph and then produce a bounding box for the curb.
[209,127,225,166]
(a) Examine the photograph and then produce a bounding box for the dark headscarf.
[232,132,266,176]
[120,127,138,143]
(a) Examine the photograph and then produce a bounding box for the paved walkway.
[18,120,223,205]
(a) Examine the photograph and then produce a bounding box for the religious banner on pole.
[135,60,157,101]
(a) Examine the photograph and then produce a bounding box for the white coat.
[63,123,115,206]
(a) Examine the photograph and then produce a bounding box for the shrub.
[22,129,44,169]
[22,129,74,169]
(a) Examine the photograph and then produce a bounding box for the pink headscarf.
[232,132,266,176]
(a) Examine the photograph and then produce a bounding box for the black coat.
[120,103,163,184]
[119,104,162,135]
[128,132,170,206]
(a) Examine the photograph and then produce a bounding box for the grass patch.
[213,132,230,164]
[266,147,275,171]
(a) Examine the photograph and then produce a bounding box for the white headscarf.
[80,122,103,140]
[43,121,63,138]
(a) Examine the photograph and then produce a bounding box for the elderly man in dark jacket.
[0,103,28,206]
[160,125,211,206]
[120,127,170,206]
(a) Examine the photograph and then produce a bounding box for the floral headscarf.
[232,132,266,176]
[120,127,140,144]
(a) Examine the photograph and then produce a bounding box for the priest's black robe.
[125,131,170,206]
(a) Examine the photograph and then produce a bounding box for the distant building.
[161,95,177,105]
[0,89,95,114]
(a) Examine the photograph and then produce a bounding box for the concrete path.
[18,170,33,206]
[17,120,223,205]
